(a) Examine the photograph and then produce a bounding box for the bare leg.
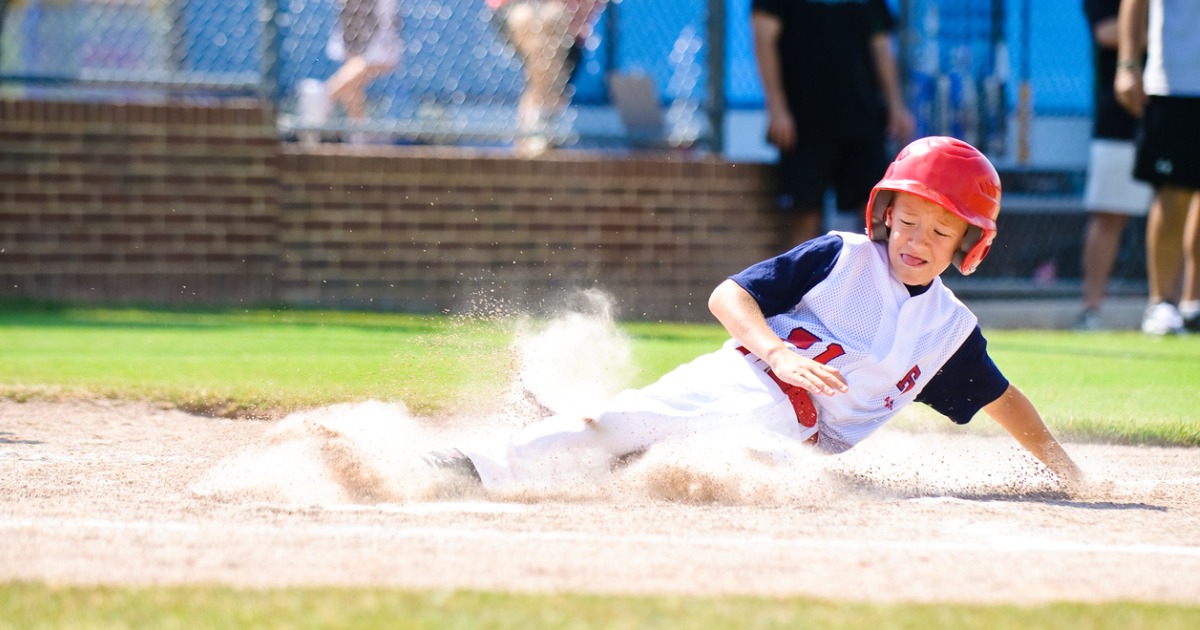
[1145,187,1191,304]
[326,56,391,123]
[505,1,573,157]
[1181,190,1200,304]
[1081,211,1129,311]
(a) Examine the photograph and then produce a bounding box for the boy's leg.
[460,346,805,489]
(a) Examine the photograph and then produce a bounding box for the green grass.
[2,301,1197,444]
[3,301,1199,627]
[0,302,516,417]
[981,330,1200,445]
[2,583,1198,630]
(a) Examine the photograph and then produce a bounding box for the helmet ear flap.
[866,189,894,241]
[957,226,993,275]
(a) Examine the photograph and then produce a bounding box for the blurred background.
[0,0,1145,312]
[0,0,1088,162]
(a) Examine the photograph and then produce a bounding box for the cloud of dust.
[191,290,636,506]
[191,401,458,505]
[819,427,1074,500]
[191,289,1081,508]
[613,428,847,507]
[510,288,632,418]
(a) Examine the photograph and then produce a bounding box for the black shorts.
[1134,96,1200,189]
[775,135,890,214]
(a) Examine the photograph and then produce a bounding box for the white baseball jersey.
[750,232,978,452]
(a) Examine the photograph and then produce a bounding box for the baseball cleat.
[610,449,646,471]
[421,448,481,483]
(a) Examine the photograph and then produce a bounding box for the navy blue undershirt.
[728,234,1009,424]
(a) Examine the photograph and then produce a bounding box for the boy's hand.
[985,384,1088,498]
[1057,463,1088,497]
[765,348,849,396]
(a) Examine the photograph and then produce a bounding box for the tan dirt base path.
[2,399,1199,604]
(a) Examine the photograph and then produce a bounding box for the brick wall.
[1,99,779,321]
[278,146,778,320]
[0,99,279,304]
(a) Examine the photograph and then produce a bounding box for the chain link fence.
[1,0,1095,160]
[279,0,713,149]
[0,0,266,96]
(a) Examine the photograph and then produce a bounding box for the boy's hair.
[866,137,1002,275]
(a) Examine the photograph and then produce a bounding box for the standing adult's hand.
[1114,64,1147,117]
[887,104,916,144]
[1115,0,1149,117]
[765,105,797,152]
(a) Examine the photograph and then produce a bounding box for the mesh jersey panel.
[757,233,978,452]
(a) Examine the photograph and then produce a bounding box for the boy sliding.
[426,137,1085,494]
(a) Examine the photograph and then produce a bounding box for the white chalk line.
[324,501,527,515]
[1117,477,1200,487]
[4,514,1199,560]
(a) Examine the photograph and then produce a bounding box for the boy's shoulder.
[831,230,882,264]
[835,230,869,244]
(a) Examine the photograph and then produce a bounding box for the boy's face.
[885,192,970,286]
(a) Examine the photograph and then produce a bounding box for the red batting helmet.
[866,136,1001,275]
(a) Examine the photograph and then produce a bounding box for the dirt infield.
[2,398,1199,604]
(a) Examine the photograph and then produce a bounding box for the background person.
[751,0,914,251]
[1116,0,1200,334]
[1077,0,1155,331]
[487,0,606,157]
[319,0,403,142]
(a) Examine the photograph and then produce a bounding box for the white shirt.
[1144,0,1200,96]
[758,233,978,452]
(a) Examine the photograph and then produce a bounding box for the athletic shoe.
[1141,302,1185,335]
[1184,312,1200,333]
[1075,308,1101,332]
[1181,301,1200,333]
[420,448,481,483]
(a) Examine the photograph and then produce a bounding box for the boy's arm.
[983,383,1084,491]
[708,279,848,396]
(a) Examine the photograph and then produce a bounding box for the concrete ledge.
[963,296,1147,331]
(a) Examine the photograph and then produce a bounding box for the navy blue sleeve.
[916,326,1010,425]
[728,234,844,317]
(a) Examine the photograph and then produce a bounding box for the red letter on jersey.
[786,327,845,365]
[896,365,922,393]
